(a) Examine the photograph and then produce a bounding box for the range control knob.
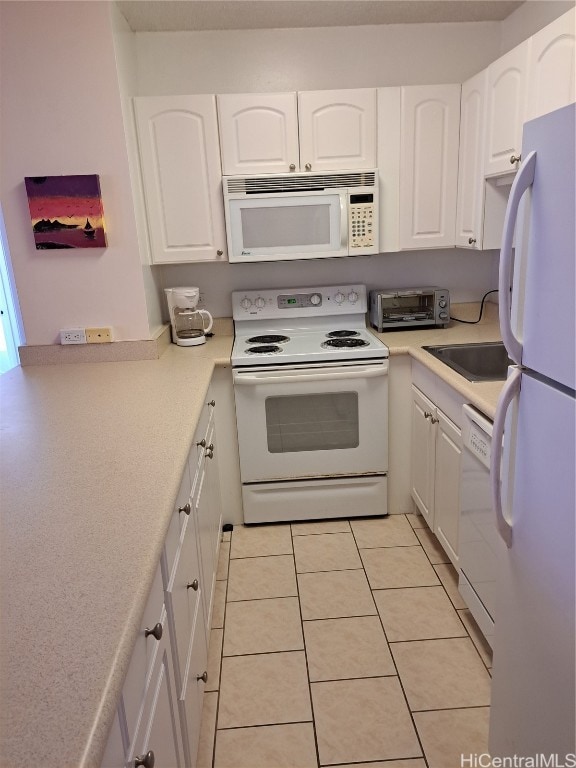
[439,299,447,308]
[240,297,252,310]
[334,292,345,304]
[439,311,449,320]
[310,293,321,306]
[254,297,266,309]
[348,290,359,303]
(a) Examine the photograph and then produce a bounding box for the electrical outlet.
[60,328,86,345]
[85,327,113,344]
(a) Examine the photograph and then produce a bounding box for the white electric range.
[231,284,389,524]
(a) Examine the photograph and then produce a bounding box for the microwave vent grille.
[225,171,376,195]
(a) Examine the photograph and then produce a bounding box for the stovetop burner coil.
[247,334,290,344]
[326,330,360,338]
[246,344,283,354]
[322,338,370,349]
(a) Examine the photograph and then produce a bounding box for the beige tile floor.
[197,514,493,768]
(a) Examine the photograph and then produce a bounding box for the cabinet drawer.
[127,629,184,768]
[191,403,215,500]
[166,511,203,697]
[163,463,192,587]
[121,564,165,743]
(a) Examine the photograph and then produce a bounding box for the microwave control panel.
[349,193,375,249]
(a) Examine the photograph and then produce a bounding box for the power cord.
[450,289,499,325]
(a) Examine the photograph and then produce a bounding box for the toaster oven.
[369,288,450,331]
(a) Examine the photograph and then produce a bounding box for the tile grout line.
[291,521,322,768]
[348,515,431,768]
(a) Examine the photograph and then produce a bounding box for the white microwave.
[223,169,379,263]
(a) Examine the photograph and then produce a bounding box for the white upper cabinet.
[527,8,575,121]
[484,41,529,177]
[455,70,487,249]
[217,92,299,175]
[297,89,377,172]
[134,95,226,264]
[399,84,461,250]
[218,89,376,175]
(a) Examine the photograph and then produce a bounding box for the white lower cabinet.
[103,390,222,768]
[128,622,185,768]
[410,382,462,566]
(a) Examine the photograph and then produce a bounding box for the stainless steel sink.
[422,342,512,382]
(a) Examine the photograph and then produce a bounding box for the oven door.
[233,361,388,483]
[226,191,348,263]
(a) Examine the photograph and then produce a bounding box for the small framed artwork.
[24,174,107,249]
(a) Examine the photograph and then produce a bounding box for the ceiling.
[116,0,525,32]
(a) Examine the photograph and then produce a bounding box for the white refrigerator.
[490,103,575,760]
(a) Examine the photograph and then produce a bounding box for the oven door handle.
[234,365,388,385]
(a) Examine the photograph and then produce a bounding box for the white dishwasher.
[458,404,505,648]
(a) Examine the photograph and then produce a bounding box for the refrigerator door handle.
[490,367,522,548]
[499,151,537,365]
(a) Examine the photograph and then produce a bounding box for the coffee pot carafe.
[165,287,213,347]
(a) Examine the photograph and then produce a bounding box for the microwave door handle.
[234,366,388,386]
[340,194,347,250]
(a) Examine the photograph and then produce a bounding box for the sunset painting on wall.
[24,175,107,249]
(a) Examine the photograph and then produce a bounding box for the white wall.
[0,1,151,345]
[111,4,165,336]
[135,22,502,95]
[134,21,505,320]
[500,1,575,54]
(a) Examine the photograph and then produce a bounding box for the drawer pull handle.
[179,502,191,516]
[468,237,476,245]
[206,447,214,459]
[305,163,312,171]
[510,154,521,165]
[197,671,208,683]
[208,399,216,407]
[424,412,432,420]
[144,623,162,641]
[216,249,224,256]
[134,751,155,768]
[187,579,199,591]
[430,416,439,425]
[197,439,207,448]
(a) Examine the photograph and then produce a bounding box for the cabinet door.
[166,511,203,698]
[433,410,462,567]
[399,84,461,249]
[410,385,436,528]
[455,70,487,249]
[485,42,529,176]
[527,8,575,121]
[217,93,299,175]
[121,565,165,741]
[134,95,226,264]
[297,88,377,172]
[178,604,208,767]
[128,634,183,768]
[194,423,218,633]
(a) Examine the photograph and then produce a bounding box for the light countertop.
[0,306,504,767]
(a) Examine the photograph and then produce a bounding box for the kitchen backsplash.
[159,248,500,319]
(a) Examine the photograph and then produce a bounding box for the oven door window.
[265,392,359,453]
